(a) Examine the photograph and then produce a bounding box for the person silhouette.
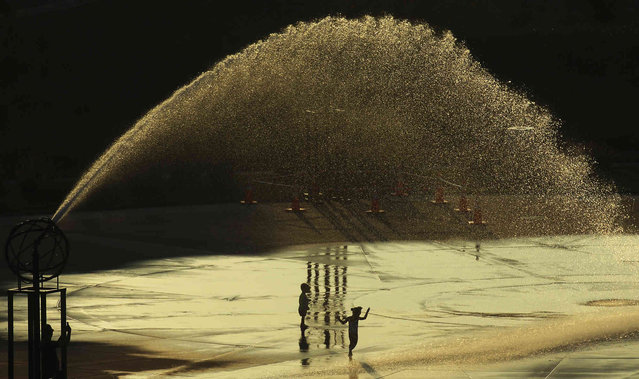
[42,322,71,379]
[298,283,311,331]
[338,306,370,357]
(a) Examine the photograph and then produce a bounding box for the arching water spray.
[52,126,138,223]
[51,73,212,222]
[53,16,622,234]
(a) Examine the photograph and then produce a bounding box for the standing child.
[338,306,370,357]
[298,283,311,331]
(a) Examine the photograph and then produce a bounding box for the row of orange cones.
[241,188,486,225]
[366,192,486,225]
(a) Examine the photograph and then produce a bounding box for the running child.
[338,306,370,357]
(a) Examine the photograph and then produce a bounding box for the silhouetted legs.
[348,334,358,357]
[300,311,309,333]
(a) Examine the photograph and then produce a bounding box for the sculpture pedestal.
[7,286,67,379]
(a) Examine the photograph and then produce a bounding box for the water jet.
[50,16,622,238]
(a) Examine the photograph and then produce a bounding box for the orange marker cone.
[431,187,447,204]
[455,195,470,212]
[306,182,323,203]
[286,197,306,212]
[240,188,257,204]
[468,208,487,225]
[366,198,385,213]
[391,180,409,196]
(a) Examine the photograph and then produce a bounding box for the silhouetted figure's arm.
[337,315,349,324]
[359,308,370,320]
[57,322,71,345]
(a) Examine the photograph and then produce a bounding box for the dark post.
[41,293,47,326]
[41,292,47,374]
[8,292,14,379]
[27,293,34,378]
[32,245,41,378]
[61,289,67,379]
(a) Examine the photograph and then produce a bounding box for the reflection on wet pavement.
[306,247,348,351]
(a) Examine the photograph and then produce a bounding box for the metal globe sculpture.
[5,217,69,283]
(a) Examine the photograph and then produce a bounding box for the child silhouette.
[298,283,311,331]
[338,306,370,357]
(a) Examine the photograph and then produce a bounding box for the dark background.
[1,0,638,214]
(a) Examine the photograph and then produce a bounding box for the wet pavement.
[3,232,639,377]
